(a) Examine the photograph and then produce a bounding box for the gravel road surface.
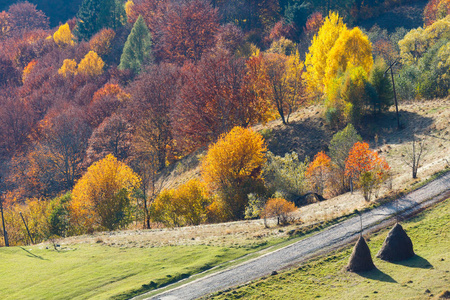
[137,171,450,300]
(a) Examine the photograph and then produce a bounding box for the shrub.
[263,151,309,201]
[261,198,296,226]
[152,179,211,227]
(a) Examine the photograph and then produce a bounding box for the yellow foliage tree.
[399,15,450,65]
[125,0,135,23]
[58,59,77,77]
[53,23,75,47]
[304,12,347,96]
[202,126,267,220]
[77,50,105,77]
[325,27,373,89]
[70,154,140,233]
[152,179,211,227]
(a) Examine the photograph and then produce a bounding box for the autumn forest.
[0,0,449,246]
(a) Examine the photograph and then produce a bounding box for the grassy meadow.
[0,243,255,299]
[209,198,450,300]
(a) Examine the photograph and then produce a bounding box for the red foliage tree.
[128,63,180,169]
[158,0,219,64]
[174,49,261,153]
[7,1,49,37]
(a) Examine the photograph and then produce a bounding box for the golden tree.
[53,23,75,47]
[202,126,267,220]
[58,59,77,77]
[70,154,141,233]
[304,12,347,96]
[325,27,373,89]
[77,50,105,77]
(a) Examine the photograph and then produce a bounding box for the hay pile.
[377,223,414,262]
[346,235,375,272]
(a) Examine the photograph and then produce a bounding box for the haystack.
[376,223,414,262]
[346,235,375,272]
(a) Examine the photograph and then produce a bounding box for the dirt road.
[136,171,450,300]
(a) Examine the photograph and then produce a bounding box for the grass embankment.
[209,198,450,300]
[0,244,254,300]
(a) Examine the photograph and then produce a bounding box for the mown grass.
[0,243,256,300]
[209,198,450,300]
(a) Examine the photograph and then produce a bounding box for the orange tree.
[202,126,267,220]
[306,151,332,196]
[261,198,296,226]
[69,154,141,234]
[345,142,390,201]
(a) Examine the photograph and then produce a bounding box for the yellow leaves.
[202,126,267,190]
[53,23,75,47]
[125,0,135,23]
[58,59,77,77]
[152,179,211,226]
[70,154,140,233]
[304,12,347,96]
[325,27,373,90]
[304,12,373,97]
[399,15,450,65]
[58,51,105,78]
[77,51,105,77]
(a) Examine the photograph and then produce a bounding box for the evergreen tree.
[119,15,152,73]
[75,0,118,40]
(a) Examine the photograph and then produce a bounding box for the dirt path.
[136,171,450,300]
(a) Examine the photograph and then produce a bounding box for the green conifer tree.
[119,15,152,73]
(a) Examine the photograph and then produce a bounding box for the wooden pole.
[19,212,34,245]
[0,198,9,247]
[385,60,400,130]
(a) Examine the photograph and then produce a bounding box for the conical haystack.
[346,235,376,272]
[376,223,414,262]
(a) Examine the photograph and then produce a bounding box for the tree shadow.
[359,110,434,145]
[356,267,397,283]
[266,116,333,160]
[391,255,433,269]
[20,247,46,260]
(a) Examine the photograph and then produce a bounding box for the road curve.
[138,171,450,300]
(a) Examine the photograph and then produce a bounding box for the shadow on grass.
[20,247,46,260]
[356,268,397,283]
[391,255,433,269]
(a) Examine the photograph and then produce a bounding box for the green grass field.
[210,198,450,300]
[0,243,255,299]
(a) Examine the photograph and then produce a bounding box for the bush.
[48,193,71,237]
[263,151,309,201]
[261,198,296,226]
[152,179,211,227]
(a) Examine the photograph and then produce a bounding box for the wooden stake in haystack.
[376,223,414,262]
